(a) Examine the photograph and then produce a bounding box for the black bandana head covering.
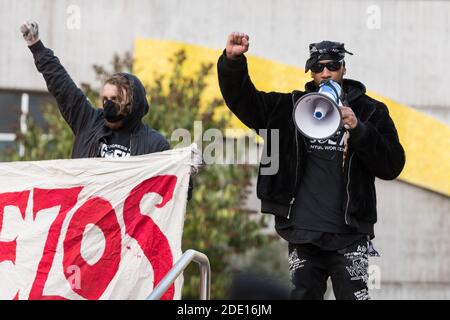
[305,41,353,72]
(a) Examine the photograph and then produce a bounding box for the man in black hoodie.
[20,21,169,159]
[217,32,405,300]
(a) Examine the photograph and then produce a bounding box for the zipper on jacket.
[343,103,377,225]
[287,197,295,219]
[130,135,133,155]
[287,129,299,219]
[344,153,355,225]
[288,93,301,219]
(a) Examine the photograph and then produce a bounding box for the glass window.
[29,92,56,130]
[0,90,56,154]
[0,91,21,133]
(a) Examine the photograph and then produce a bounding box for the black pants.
[288,238,370,300]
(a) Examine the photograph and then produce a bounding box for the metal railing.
[146,249,211,300]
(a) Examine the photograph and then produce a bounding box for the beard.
[104,119,124,130]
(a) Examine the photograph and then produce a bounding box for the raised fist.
[226,32,250,60]
[20,21,40,46]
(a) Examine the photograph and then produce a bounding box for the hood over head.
[105,72,150,132]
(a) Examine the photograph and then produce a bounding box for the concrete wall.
[1,0,449,299]
[372,179,450,299]
[2,0,450,124]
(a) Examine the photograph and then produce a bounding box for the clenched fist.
[226,32,250,60]
[20,21,40,46]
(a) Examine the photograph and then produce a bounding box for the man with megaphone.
[217,33,405,300]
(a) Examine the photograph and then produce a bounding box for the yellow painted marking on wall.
[134,38,310,130]
[367,92,450,196]
[134,39,450,197]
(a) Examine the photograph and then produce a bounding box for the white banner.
[0,145,200,300]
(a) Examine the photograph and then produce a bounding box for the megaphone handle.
[340,89,348,106]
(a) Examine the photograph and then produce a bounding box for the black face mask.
[103,100,125,123]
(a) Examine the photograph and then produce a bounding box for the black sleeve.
[158,139,171,152]
[29,41,96,135]
[217,50,287,130]
[350,102,406,180]
[187,178,193,202]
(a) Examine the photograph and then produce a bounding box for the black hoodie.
[29,41,169,158]
[217,52,405,238]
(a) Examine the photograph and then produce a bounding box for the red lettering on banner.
[123,175,177,300]
[28,187,83,300]
[0,239,17,264]
[2,175,182,300]
[63,197,121,300]
[0,191,29,264]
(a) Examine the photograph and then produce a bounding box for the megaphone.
[293,80,343,140]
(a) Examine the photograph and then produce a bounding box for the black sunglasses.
[310,60,343,73]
